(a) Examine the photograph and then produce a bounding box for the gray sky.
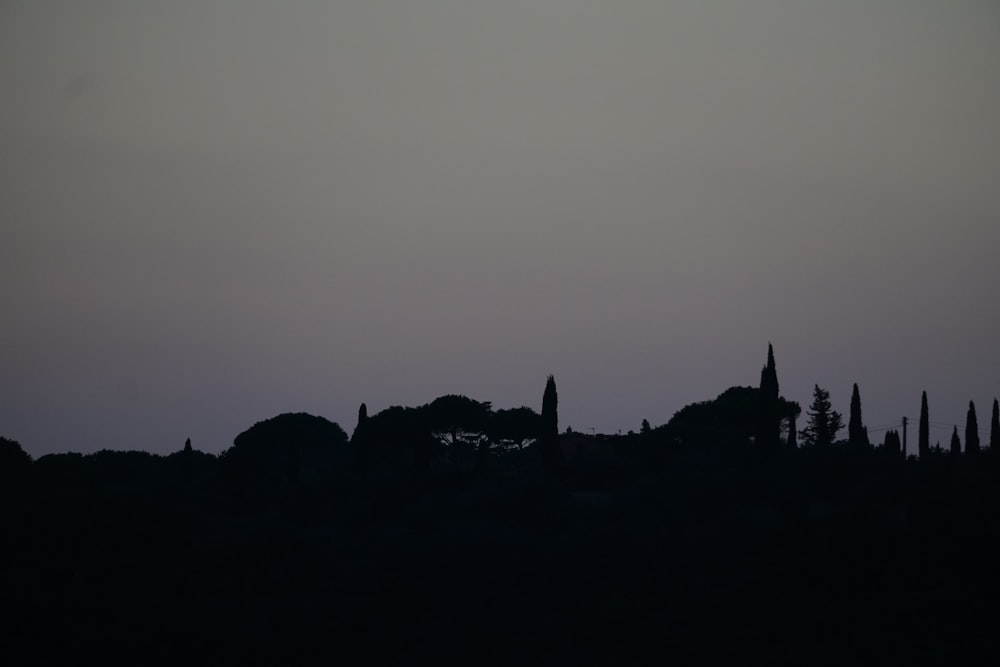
[2,1,999,456]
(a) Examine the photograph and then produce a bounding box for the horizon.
[3,1,999,457]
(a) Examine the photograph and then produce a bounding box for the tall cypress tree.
[918,391,930,460]
[950,426,961,457]
[353,403,368,441]
[848,383,868,446]
[990,398,999,454]
[756,343,781,453]
[965,401,980,455]
[540,375,561,476]
[351,402,370,471]
[182,437,193,481]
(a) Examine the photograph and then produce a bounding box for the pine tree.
[756,343,781,453]
[991,398,1000,454]
[965,401,980,455]
[801,384,844,447]
[848,383,868,446]
[918,391,930,460]
[540,375,561,476]
[950,426,961,457]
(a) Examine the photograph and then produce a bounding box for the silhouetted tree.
[667,386,798,453]
[223,413,349,487]
[641,419,651,435]
[540,375,561,476]
[350,403,371,470]
[883,429,901,456]
[919,391,930,459]
[181,437,193,480]
[787,406,797,449]
[421,395,492,470]
[0,436,32,491]
[801,385,843,447]
[488,407,541,448]
[950,426,961,457]
[991,398,1000,454]
[965,401,980,455]
[756,343,781,454]
[354,403,368,440]
[848,383,869,446]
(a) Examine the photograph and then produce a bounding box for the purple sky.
[2,1,999,456]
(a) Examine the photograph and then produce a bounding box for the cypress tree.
[181,437,193,481]
[848,383,868,446]
[990,398,999,454]
[965,401,980,455]
[763,343,779,398]
[351,402,370,471]
[354,403,368,439]
[540,375,561,476]
[950,426,961,457]
[756,343,781,454]
[918,391,930,460]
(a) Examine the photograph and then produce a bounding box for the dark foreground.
[2,446,999,666]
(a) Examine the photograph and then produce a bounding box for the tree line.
[3,344,997,491]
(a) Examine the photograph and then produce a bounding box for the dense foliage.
[2,349,998,664]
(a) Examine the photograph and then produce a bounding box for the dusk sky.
[2,1,999,456]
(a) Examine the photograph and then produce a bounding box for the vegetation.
[2,347,998,664]
[992,398,1000,453]
[800,384,844,447]
[848,383,869,447]
[919,391,930,459]
[966,401,981,455]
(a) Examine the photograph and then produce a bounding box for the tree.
[181,437,194,480]
[540,375,561,476]
[756,343,782,454]
[965,401,980,455]
[883,429,901,456]
[488,407,541,448]
[918,391,930,459]
[786,405,797,449]
[848,383,869,446]
[223,413,349,487]
[991,398,1000,454]
[800,385,844,447]
[667,386,799,451]
[640,419,651,435]
[950,426,961,457]
[353,403,368,441]
[0,436,32,491]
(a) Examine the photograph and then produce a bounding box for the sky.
[2,1,999,456]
